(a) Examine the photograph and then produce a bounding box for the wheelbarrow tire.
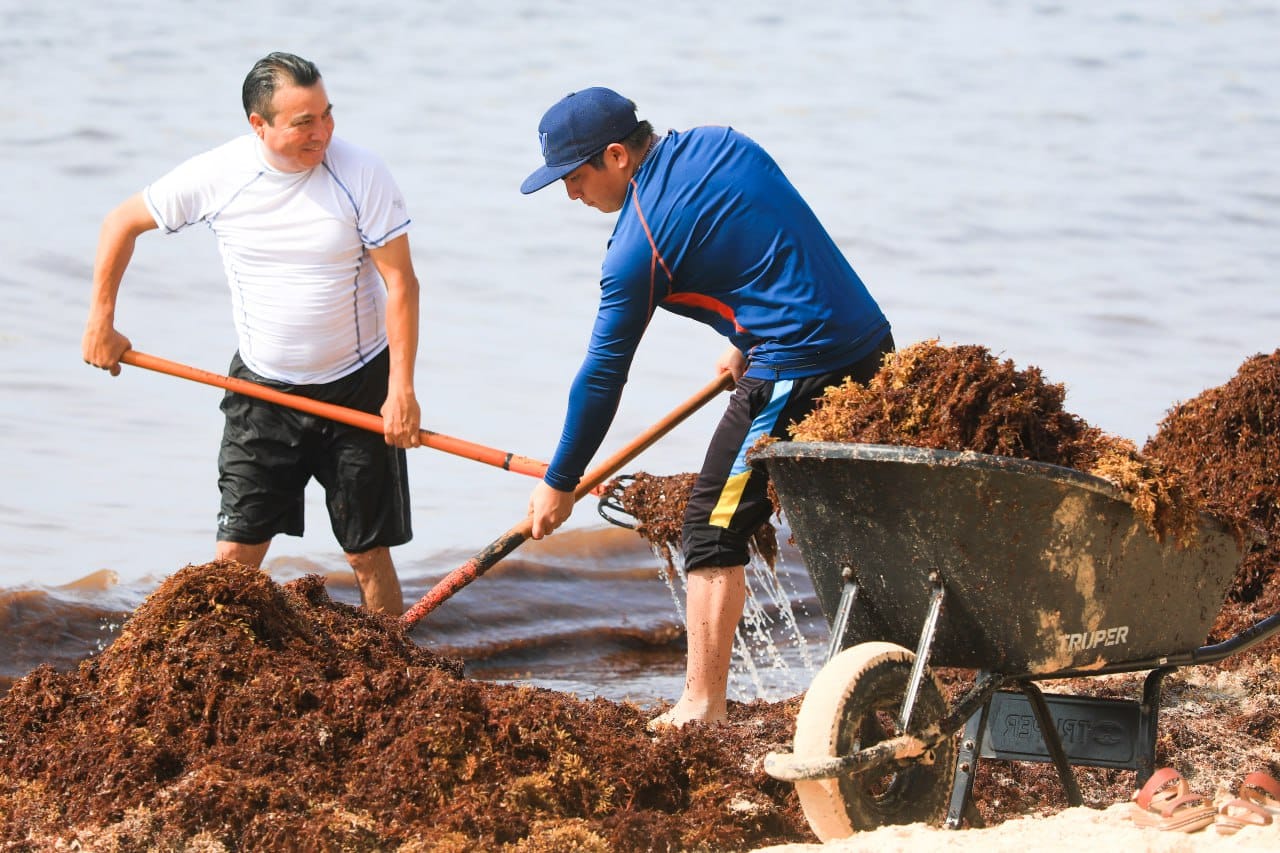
[792,641,954,839]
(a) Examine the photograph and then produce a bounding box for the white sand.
[753,802,1280,852]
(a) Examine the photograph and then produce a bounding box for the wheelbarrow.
[752,441,1278,840]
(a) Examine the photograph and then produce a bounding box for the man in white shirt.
[82,52,421,614]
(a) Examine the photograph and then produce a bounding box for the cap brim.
[520,157,589,195]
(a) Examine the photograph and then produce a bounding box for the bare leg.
[215,540,271,567]
[651,564,746,730]
[346,545,404,615]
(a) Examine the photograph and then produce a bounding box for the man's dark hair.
[586,120,655,169]
[242,52,322,122]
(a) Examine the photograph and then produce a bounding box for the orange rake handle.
[119,349,568,487]
[401,370,734,630]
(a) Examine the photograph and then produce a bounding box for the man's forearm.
[384,277,420,392]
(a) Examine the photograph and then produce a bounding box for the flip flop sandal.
[1215,771,1280,836]
[1129,767,1216,833]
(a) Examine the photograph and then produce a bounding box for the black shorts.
[681,332,894,570]
[216,348,412,554]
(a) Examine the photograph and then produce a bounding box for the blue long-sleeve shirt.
[544,126,889,491]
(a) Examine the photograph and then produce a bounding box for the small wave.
[0,586,132,681]
[57,568,119,592]
[435,621,687,666]
[517,526,658,566]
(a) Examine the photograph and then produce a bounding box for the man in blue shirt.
[521,87,893,729]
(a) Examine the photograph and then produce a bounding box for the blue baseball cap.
[520,87,640,194]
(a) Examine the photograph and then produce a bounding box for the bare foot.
[646,703,726,732]
[646,708,680,733]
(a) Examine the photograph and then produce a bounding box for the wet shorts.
[681,332,894,571]
[216,348,412,554]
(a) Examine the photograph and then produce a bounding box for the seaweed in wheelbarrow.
[790,339,1201,546]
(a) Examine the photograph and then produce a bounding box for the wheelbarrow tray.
[754,442,1242,675]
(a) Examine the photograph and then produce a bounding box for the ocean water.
[0,0,1276,707]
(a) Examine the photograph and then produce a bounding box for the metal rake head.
[596,474,638,530]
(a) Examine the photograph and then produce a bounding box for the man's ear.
[248,113,267,138]
[605,142,629,168]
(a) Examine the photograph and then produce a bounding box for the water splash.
[96,618,123,654]
[737,549,816,700]
[654,544,817,703]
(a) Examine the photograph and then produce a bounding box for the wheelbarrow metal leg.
[824,567,859,665]
[1136,667,1171,789]
[946,698,989,829]
[1019,680,1083,807]
[900,572,946,733]
[941,671,1007,830]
